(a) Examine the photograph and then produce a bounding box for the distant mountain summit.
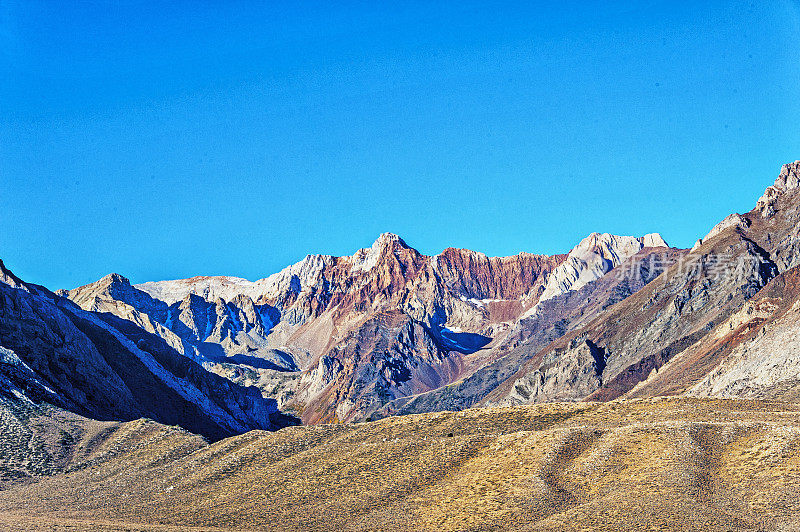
[534,232,668,307]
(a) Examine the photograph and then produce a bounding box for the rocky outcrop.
[687,298,800,398]
[64,272,293,369]
[499,339,605,405]
[0,346,57,406]
[690,213,750,251]
[756,160,800,218]
[292,309,466,423]
[432,247,563,301]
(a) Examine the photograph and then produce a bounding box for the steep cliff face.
[0,260,281,441]
[501,338,606,403]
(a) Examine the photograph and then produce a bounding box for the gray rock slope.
[485,161,800,408]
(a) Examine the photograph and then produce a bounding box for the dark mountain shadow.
[89,312,297,439]
[257,303,281,336]
[195,341,226,359]
[270,410,301,429]
[436,328,492,354]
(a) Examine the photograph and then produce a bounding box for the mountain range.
[57,226,674,425]
[2,161,800,529]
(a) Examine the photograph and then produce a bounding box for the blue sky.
[1,1,799,289]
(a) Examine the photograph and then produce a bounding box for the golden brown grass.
[2,397,800,531]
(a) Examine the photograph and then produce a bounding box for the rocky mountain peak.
[757,160,800,217]
[100,272,131,287]
[136,276,257,305]
[690,213,751,252]
[351,233,411,273]
[373,232,407,249]
[570,233,657,261]
[776,160,800,191]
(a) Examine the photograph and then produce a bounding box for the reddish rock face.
[432,247,565,301]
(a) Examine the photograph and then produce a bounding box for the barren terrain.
[2,397,800,531]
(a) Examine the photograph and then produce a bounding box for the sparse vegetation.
[2,397,800,530]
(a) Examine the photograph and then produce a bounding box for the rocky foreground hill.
[2,161,800,529]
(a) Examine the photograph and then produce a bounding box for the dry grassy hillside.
[1,397,800,531]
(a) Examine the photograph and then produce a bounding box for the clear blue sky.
[2,1,799,290]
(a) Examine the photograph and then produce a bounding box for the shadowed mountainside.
[0,261,288,441]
